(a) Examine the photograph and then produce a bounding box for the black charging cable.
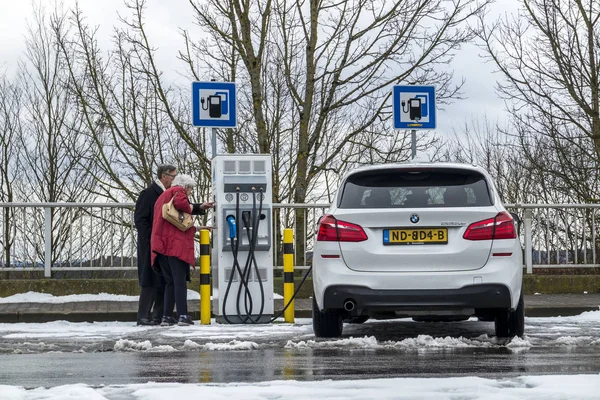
[222,187,312,324]
[222,189,253,324]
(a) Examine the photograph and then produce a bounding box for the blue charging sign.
[393,85,436,130]
[192,81,237,128]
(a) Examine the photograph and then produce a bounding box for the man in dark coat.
[134,164,177,325]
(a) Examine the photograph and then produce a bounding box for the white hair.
[172,174,196,189]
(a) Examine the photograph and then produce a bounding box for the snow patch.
[506,336,532,348]
[2,375,600,399]
[114,339,176,352]
[286,335,493,350]
[553,336,596,346]
[0,291,137,303]
[0,290,202,303]
[386,334,493,349]
[202,340,259,351]
[114,339,153,352]
[286,336,378,349]
[182,339,202,350]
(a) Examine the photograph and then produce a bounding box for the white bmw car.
[312,162,524,338]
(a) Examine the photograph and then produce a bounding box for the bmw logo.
[410,214,420,224]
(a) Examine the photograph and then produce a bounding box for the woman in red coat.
[151,174,213,326]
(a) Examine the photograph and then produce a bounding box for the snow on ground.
[0,311,598,350]
[0,292,599,354]
[1,375,599,400]
[0,304,599,398]
[0,291,283,303]
[0,319,313,342]
[0,290,201,303]
[1,312,600,354]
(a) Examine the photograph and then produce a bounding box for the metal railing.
[507,204,600,273]
[0,203,598,277]
[0,202,329,277]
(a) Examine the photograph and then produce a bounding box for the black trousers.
[137,285,165,322]
[157,254,189,318]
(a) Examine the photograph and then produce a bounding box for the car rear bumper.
[312,251,523,310]
[322,283,512,311]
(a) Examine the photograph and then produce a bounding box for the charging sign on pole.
[192,81,237,128]
[393,85,436,130]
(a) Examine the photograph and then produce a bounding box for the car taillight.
[316,215,368,242]
[463,212,516,241]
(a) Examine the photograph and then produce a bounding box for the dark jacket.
[150,186,198,268]
[134,181,164,287]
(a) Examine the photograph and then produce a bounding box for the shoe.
[160,316,177,327]
[178,315,194,326]
[136,318,157,326]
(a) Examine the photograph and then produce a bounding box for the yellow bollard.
[200,229,211,325]
[283,228,294,323]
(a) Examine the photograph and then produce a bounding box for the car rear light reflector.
[463,212,517,241]
[492,253,513,257]
[317,215,368,242]
[320,254,341,259]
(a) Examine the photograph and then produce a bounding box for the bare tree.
[15,5,99,266]
[443,116,541,204]
[479,0,600,202]
[52,4,164,201]
[49,1,211,207]
[187,0,491,262]
[0,76,24,267]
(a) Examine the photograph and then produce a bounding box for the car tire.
[508,294,525,338]
[312,295,343,337]
[494,310,510,337]
[495,294,525,338]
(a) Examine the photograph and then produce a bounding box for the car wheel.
[508,295,525,338]
[495,294,525,338]
[312,295,343,337]
[494,310,510,338]
[345,315,369,324]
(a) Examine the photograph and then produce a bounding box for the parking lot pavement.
[0,294,598,323]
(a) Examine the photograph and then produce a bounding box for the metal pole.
[411,129,416,160]
[212,127,217,159]
[44,207,51,278]
[524,209,533,274]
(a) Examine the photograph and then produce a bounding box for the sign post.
[192,81,237,158]
[392,85,436,159]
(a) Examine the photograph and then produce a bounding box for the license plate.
[383,228,448,245]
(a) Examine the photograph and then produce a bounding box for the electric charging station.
[211,154,274,323]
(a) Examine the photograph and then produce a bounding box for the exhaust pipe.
[343,299,356,312]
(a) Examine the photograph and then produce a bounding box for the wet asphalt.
[1,313,600,388]
[2,346,600,388]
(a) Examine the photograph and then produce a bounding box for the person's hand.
[195,225,213,231]
[199,202,214,210]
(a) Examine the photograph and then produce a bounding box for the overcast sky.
[0,0,523,144]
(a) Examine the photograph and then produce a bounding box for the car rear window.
[338,168,493,208]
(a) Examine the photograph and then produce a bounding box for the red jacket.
[151,186,196,268]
